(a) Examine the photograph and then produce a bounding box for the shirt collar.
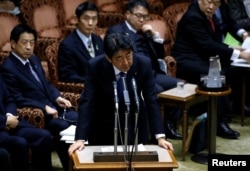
[11,52,29,65]
[125,20,137,33]
[76,28,91,47]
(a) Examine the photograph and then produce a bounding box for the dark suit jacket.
[0,76,16,131]
[0,53,61,111]
[106,22,166,74]
[58,30,104,83]
[75,54,165,145]
[171,1,239,83]
[228,0,250,31]
[216,0,242,42]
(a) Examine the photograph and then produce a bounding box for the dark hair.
[10,24,37,42]
[104,32,133,58]
[75,2,99,19]
[126,0,149,12]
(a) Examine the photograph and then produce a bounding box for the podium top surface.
[75,145,174,163]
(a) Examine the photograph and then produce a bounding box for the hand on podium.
[157,137,174,151]
[68,140,85,155]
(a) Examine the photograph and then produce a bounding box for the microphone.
[113,81,118,153]
[113,81,119,109]
[132,78,139,110]
[121,77,130,105]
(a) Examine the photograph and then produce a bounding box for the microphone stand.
[113,81,119,153]
[121,77,130,159]
[93,79,157,163]
[132,78,139,153]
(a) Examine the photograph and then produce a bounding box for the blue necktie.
[25,62,41,83]
[117,72,125,102]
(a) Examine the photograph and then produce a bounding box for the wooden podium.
[69,145,178,171]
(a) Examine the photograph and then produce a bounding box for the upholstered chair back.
[0,12,21,64]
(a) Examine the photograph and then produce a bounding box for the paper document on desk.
[242,37,250,49]
[60,125,76,136]
[232,37,250,64]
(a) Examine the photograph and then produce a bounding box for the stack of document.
[231,37,250,67]
[60,125,76,144]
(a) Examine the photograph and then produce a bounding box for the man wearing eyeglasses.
[106,0,182,140]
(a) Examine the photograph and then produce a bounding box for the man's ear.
[10,40,16,50]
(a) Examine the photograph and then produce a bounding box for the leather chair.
[0,12,20,63]
[19,0,67,64]
[94,0,124,13]
[162,2,190,41]
[162,0,191,8]
[97,12,125,28]
[146,14,177,77]
[45,40,84,94]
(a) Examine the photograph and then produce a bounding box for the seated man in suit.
[172,0,250,139]
[106,0,182,140]
[69,32,173,155]
[58,1,104,83]
[0,24,78,171]
[0,76,52,171]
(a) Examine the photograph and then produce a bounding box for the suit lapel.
[11,55,39,85]
[73,31,92,60]
[10,55,47,92]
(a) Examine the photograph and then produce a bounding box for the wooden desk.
[158,84,208,161]
[70,145,178,171]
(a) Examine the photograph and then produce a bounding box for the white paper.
[242,37,250,49]
[232,37,250,63]
[59,125,76,136]
[233,58,248,63]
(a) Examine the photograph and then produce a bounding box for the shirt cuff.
[6,113,14,117]
[153,31,164,44]
[155,134,165,139]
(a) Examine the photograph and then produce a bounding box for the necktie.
[25,62,41,83]
[117,72,125,102]
[87,39,94,58]
[208,17,215,32]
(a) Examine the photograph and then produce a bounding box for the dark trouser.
[0,148,12,171]
[45,109,78,171]
[0,121,52,171]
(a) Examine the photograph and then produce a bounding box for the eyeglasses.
[130,11,149,21]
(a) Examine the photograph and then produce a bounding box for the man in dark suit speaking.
[69,32,173,155]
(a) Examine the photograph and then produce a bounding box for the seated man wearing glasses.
[106,0,182,140]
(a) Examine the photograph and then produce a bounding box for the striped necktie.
[87,39,94,58]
